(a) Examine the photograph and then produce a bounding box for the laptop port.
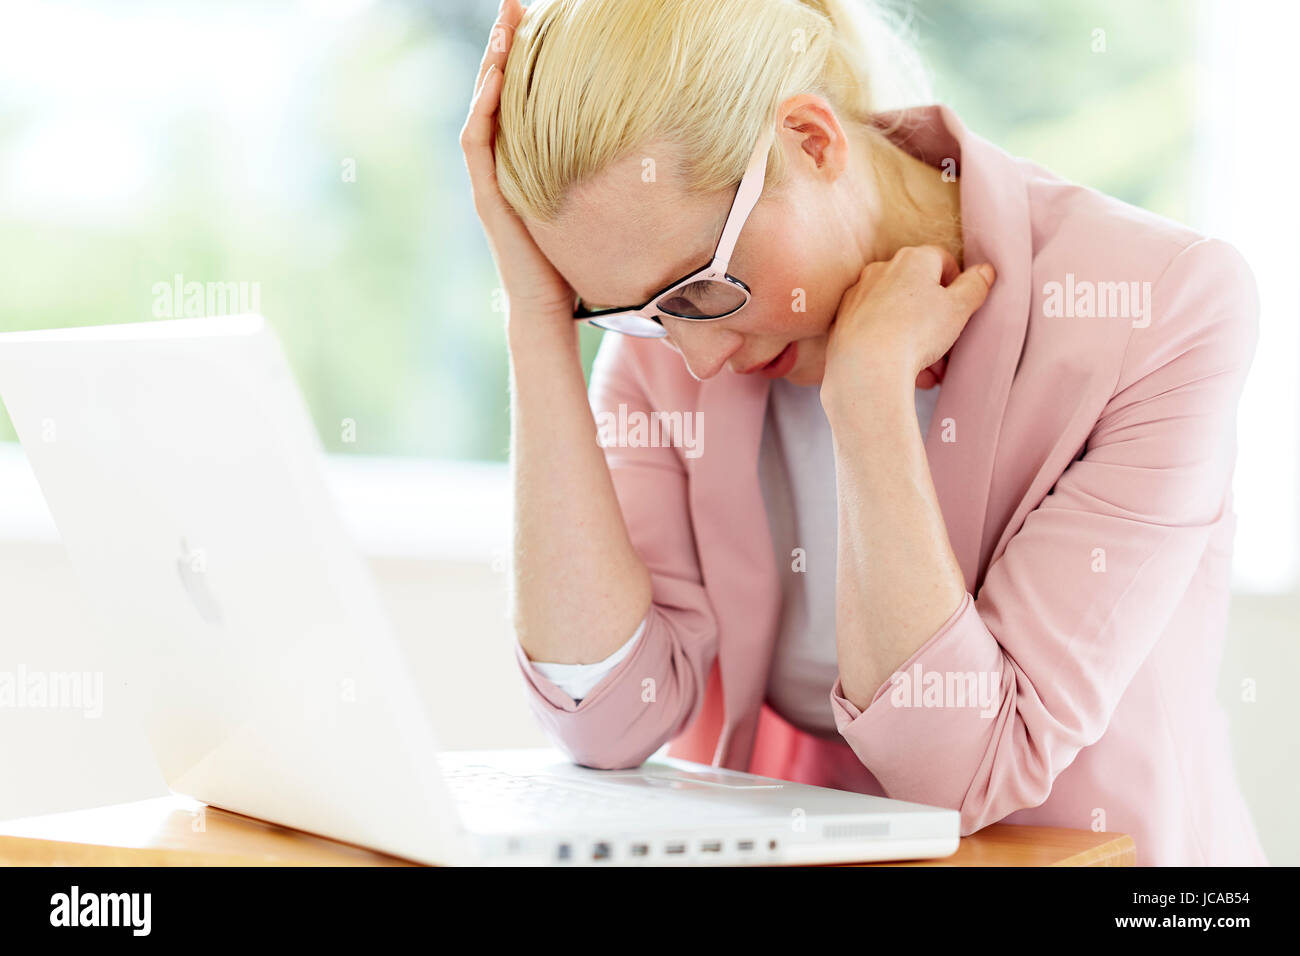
[664,842,687,855]
[592,842,612,861]
[737,840,755,852]
[700,841,722,853]
[630,843,650,857]
[556,842,572,862]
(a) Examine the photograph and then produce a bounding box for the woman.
[461,0,1266,865]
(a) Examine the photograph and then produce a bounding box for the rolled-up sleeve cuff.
[511,602,712,770]
[827,589,1034,833]
[830,590,991,733]
[514,613,657,714]
[524,617,646,702]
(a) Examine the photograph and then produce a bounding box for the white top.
[529,380,942,737]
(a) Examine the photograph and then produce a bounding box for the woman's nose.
[661,319,744,381]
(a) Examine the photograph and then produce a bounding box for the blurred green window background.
[0,0,1194,461]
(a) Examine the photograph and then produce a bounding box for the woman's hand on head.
[460,0,578,331]
[821,245,995,406]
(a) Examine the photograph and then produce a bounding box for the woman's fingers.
[459,2,579,322]
[463,0,524,220]
[938,248,961,287]
[946,263,997,316]
[893,245,995,316]
[460,64,504,205]
[476,0,520,94]
[895,243,960,284]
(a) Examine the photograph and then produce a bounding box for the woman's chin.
[784,348,825,387]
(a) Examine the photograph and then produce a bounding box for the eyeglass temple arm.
[710,123,775,275]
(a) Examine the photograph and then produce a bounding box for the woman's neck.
[871,136,964,267]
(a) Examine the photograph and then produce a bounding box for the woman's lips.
[757,342,798,379]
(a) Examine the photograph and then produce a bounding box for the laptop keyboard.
[441,765,662,820]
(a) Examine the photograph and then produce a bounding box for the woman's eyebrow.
[584,249,713,310]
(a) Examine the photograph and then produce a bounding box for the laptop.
[0,314,960,866]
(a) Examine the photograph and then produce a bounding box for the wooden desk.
[0,796,1135,866]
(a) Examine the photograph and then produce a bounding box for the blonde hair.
[495,0,932,226]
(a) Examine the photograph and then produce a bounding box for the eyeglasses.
[572,123,776,338]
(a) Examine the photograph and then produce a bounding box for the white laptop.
[0,314,960,866]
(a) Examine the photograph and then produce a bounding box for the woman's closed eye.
[662,280,745,318]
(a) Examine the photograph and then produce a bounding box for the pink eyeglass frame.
[572,122,777,338]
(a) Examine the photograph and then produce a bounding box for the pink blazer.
[513,105,1267,865]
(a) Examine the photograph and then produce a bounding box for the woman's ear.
[777,95,850,178]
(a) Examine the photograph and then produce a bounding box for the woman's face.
[525,108,886,387]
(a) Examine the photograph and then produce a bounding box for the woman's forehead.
[532,176,729,307]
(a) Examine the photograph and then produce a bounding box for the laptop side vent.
[821,822,890,840]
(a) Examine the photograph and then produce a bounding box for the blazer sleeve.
[526,615,647,701]
[513,334,719,770]
[827,238,1260,834]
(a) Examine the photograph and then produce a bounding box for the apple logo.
[176,537,223,625]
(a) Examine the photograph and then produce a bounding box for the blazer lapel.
[917,107,1033,594]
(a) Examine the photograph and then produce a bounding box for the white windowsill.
[0,441,510,564]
